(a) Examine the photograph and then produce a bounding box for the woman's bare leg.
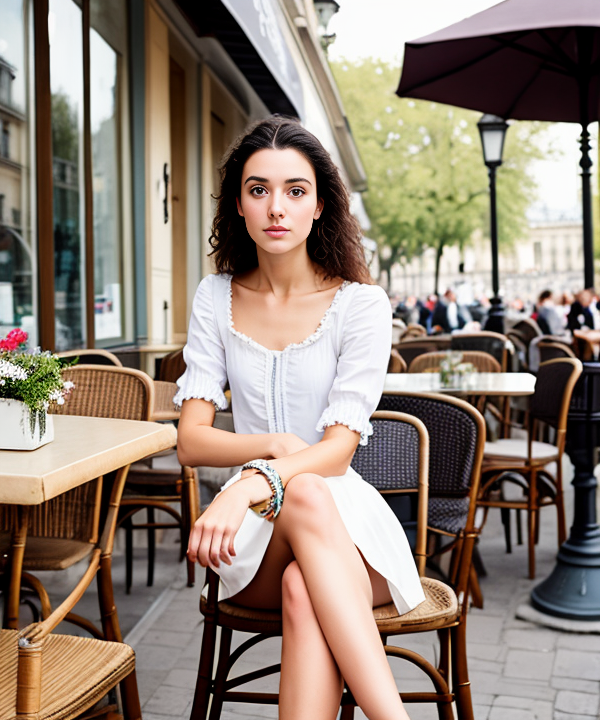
[230,473,410,720]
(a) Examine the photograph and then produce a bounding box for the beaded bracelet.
[241,459,284,520]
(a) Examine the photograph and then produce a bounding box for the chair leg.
[451,620,474,720]
[500,507,512,553]
[340,703,355,719]
[516,508,523,545]
[124,516,133,595]
[208,627,232,720]
[190,613,218,720]
[119,668,142,720]
[555,464,567,546]
[528,474,538,580]
[184,466,199,587]
[469,564,484,610]
[147,507,155,588]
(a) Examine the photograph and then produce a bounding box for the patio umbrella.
[397,0,600,289]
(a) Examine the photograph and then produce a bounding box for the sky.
[327,0,588,221]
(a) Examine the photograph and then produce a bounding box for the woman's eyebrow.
[286,177,312,185]
[244,175,268,185]
[243,175,313,186]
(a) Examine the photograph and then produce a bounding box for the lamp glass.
[314,1,340,31]
[477,114,508,166]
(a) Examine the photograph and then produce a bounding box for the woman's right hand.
[187,472,270,569]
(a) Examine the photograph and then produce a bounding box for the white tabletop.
[384,372,536,397]
[0,415,177,505]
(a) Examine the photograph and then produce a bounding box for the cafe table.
[0,414,177,634]
[384,371,536,397]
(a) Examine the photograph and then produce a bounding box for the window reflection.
[50,0,84,350]
[91,29,122,341]
[0,0,35,344]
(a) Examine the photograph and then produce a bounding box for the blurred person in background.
[535,290,566,336]
[431,288,467,333]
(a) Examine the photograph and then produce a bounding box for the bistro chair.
[377,392,486,609]
[511,317,543,348]
[388,348,407,373]
[0,366,149,719]
[0,365,155,632]
[118,348,199,592]
[394,338,450,369]
[189,412,477,720]
[408,350,501,374]
[398,322,427,340]
[477,358,582,579]
[450,331,508,371]
[56,347,123,367]
[537,338,576,364]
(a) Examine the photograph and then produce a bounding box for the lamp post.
[313,0,340,52]
[477,114,509,334]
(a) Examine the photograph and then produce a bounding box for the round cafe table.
[384,371,535,397]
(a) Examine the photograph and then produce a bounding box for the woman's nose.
[269,193,285,218]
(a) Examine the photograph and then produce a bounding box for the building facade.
[0,0,366,363]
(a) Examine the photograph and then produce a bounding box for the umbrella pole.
[580,123,594,290]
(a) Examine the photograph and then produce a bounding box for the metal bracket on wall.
[163,162,170,224]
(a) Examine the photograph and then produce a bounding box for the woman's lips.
[264,227,289,238]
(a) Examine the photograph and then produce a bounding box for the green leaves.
[331,59,549,289]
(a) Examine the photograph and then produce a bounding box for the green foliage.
[331,58,548,290]
[0,350,66,413]
[51,92,79,162]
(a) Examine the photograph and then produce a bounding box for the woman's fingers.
[220,532,233,565]
[187,519,203,563]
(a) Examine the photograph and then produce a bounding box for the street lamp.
[477,114,509,334]
[313,0,340,52]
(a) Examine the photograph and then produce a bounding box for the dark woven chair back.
[56,348,122,367]
[395,340,445,368]
[537,340,575,364]
[529,358,582,430]
[512,318,542,346]
[158,348,186,383]
[351,411,429,574]
[53,365,154,421]
[408,350,501,374]
[450,332,507,370]
[378,392,484,537]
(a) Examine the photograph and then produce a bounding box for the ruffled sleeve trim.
[316,401,374,446]
[173,365,228,410]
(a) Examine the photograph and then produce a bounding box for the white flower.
[0,359,28,382]
[63,381,75,391]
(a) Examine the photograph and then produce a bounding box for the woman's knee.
[283,473,334,519]
[281,561,314,624]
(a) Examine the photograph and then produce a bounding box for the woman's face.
[237,148,323,258]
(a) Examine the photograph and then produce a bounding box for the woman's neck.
[251,247,324,297]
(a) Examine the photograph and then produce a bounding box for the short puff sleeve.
[316,284,392,445]
[174,274,228,410]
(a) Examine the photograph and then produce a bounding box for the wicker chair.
[398,322,427,340]
[478,358,583,579]
[0,366,149,719]
[119,348,199,593]
[189,411,477,720]
[394,338,450,368]
[450,331,509,371]
[387,348,407,373]
[56,347,123,367]
[408,350,501,374]
[377,392,486,610]
[512,317,543,347]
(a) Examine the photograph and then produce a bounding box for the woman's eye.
[250,186,267,196]
[290,188,305,197]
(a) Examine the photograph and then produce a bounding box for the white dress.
[174,273,425,615]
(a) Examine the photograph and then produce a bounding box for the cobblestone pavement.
[25,459,600,720]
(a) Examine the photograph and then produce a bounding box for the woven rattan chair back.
[512,318,543,346]
[399,323,427,340]
[450,331,508,371]
[351,412,429,574]
[394,339,445,368]
[537,340,576,364]
[387,348,407,373]
[56,348,123,367]
[157,348,186,383]
[529,358,582,432]
[408,350,501,374]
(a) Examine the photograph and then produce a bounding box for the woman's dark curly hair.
[209,116,372,284]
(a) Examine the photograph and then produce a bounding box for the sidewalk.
[121,475,600,720]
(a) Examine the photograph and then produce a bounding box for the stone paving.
[20,456,600,720]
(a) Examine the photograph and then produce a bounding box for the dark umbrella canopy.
[398,0,600,124]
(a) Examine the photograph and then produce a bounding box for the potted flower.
[0,328,74,450]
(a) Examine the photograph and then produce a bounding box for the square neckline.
[226,274,351,354]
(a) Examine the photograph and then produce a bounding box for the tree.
[331,59,547,292]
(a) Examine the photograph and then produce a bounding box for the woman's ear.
[236,197,244,217]
[314,198,324,220]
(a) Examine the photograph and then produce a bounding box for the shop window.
[0,0,36,344]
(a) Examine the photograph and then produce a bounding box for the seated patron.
[431,288,466,333]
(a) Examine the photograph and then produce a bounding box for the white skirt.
[214,466,425,616]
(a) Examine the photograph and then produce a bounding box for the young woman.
[176,116,424,720]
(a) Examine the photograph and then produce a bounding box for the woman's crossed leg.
[229,473,411,720]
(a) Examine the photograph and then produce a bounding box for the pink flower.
[0,328,28,351]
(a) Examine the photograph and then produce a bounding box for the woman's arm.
[177,398,310,467]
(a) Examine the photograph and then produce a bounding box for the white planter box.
[0,398,54,451]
